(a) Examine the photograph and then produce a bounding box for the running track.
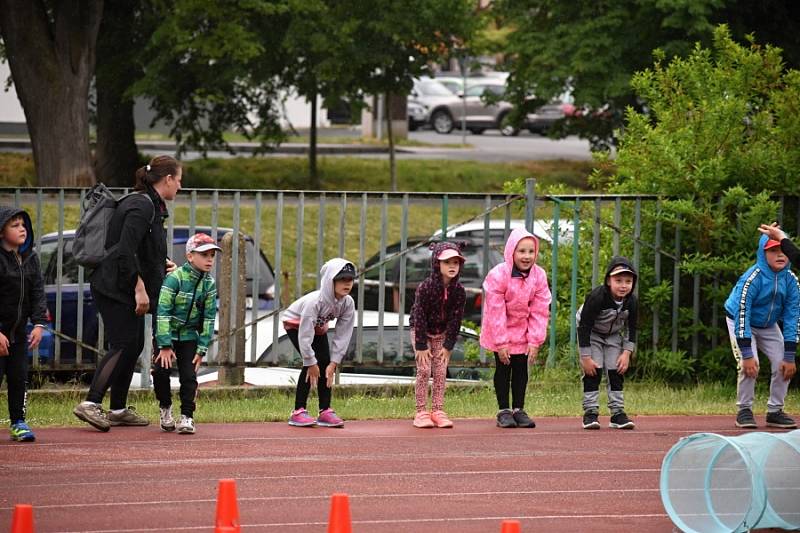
[0,416,781,532]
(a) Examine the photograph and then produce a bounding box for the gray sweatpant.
[581,330,626,413]
[725,316,791,413]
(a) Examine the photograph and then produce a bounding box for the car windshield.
[418,80,453,96]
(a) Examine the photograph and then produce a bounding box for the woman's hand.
[0,332,9,356]
[134,277,149,316]
[28,325,44,349]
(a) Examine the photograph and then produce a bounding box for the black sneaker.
[582,410,600,430]
[735,408,757,429]
[609,411,635,429]
[766,410,797,429]
[496,409,517,428]
[512,409,536,428]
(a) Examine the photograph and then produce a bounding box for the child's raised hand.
[28,325,44,350]
[0,331,9,356]
[192,354,202,372]
[527,345,539,365]
[580,356,600,376]
[325,362,337,387]
[741,357,759,378]
[780,360,796,381]
[497,348,510,365]
[415,349,431,367]
[617,350,632,374]
[306,364,320,387]
[154,348,176,369]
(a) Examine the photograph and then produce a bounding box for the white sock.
[110,408,125,415]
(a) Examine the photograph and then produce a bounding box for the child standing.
[283,258,356,427]
[576,257,638,430]
[724,234,798,429]
[481,227,551,428]
[153,233,220,434]
[0,207,48,442]
[409,242,467,428]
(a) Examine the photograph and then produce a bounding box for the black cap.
[333,263,356,281]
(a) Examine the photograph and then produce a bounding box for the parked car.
[428,78,572,136]
[349,237,503,324]
[33,226,275,365]
[430,219,574,246]
[407,100,427,131]
[408,77,460,128]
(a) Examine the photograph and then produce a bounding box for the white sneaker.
[160,407,176,432]
[176,415,195,435]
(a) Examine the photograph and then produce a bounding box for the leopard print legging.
[411,331,448,413]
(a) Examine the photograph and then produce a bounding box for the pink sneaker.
[317,408,344,428]
[413,411,435,428]
[288,408,316,427]
[431,410,453,428]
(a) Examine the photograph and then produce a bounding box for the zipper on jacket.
[181,273,204,335]
[11,251,24,336]
[764,274,778,326]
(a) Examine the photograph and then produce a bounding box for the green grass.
[5,378,796,427]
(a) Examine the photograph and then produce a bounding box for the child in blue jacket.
[724,234,798,429]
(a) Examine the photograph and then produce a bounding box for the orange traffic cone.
[10,504,34,533]
[215,479,240,533]
[500,519,521,533]
[327,493,352,533]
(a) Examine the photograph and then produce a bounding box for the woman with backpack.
[73,155,182,432]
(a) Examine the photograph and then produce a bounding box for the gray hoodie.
[281,258,356,366]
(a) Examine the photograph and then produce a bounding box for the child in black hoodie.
[0,206,48,442]
[576,257,638,430]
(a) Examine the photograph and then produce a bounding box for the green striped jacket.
[156,262,217,355]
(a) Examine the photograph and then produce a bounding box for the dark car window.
[41,239,80,285]
[170,238,274,288]
[418,80,453,97]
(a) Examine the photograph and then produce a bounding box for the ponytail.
[134,155,181,191]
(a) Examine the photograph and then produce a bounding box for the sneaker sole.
[496,422,518,428]
[515,422,536,428]
[735,421,758,429]
[609,422,635,429]
[413,422,435,428]
[766,422,797,429]
[10,435,36,442]
[177,428,195,434]
[317,421,344,428]
[73,408,111,432]
[288,421,317,427]
[161,424,176,432]
[582,422,601,430]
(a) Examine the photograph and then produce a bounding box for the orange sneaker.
[431,410,454,428]
[413,411,435,428]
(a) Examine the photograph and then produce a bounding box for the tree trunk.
[95,1,141,187]
[309,90,319,189]
[385,92,396,191]
[0,0,102,187]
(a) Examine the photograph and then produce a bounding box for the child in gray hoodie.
[282,258,356,427]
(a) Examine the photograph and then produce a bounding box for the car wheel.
[432,110,454,134]
[499,113,519,137]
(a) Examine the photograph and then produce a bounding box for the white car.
[430,219,574,245]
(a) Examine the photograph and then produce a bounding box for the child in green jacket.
[153,233,220,434]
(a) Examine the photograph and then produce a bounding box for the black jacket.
[781,238,800,269]
[89,187,169,313]
[576,256,638,355]
[0,206,48,344]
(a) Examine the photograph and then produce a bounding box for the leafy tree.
[0,0,102,186]
[495,0,800,150]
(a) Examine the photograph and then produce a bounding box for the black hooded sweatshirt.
[576,256,639,356]
[0,206,48,343]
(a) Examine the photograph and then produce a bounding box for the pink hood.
[480,227,551,353]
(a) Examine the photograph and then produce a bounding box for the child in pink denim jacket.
[480,227,551,428]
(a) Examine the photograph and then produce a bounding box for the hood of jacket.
[319,257,355,305]
[503,227,539,269]
[756,234,789,276]
[0,206,34,254]
[604,255,638,293]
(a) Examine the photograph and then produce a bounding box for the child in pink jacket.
[480,227,551,428]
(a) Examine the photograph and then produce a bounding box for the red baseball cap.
[764,239,782,250]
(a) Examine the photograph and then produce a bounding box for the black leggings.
[152,340,199,417]
[286,329,332,411]
[493,353,529,410]
[0,341,28,423]
[86,289,145,409]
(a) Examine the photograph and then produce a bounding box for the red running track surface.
[0,415,784,532]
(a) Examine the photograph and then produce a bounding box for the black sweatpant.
[152,340,199,417]
[0,341,28,424]
[493,353,529,410]
[86,289,145,410]
[286,329,332,411]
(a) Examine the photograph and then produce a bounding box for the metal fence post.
[569,199,580,360]
[547,201,561,368]
[525,178,536,233]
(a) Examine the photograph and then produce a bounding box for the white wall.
[0,62,26,123]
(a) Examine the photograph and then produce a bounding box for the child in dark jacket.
[153,233,220,435]
[576,257,638,430]
[0,206,49,442]
[409,242,467,429]
[724,234,797,430]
